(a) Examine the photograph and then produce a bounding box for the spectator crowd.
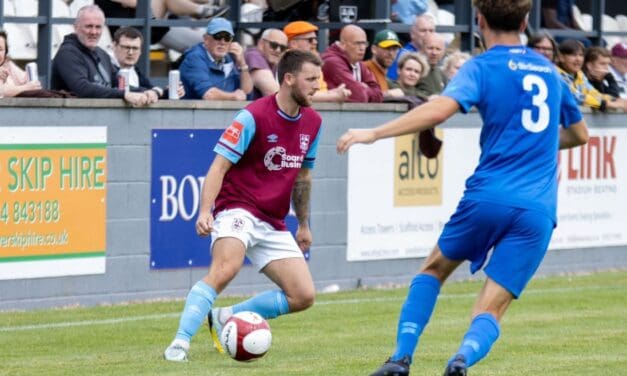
[1,3,626,113]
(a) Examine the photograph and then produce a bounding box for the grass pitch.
[1,270,626,375]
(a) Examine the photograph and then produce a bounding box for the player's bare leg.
[262,257,316,312]
[209,256,314,353]
[444,278,513,375]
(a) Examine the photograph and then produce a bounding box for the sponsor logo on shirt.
[264,146,304,171]
[223,121,244,144]
[508,59,552,73]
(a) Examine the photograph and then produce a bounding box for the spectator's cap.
[283,21,318,41]
[611,43,627,58]
[206,17,234,36]
[373,29,402,49]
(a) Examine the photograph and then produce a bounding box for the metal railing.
[0,0,624,89]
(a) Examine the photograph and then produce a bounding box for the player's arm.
[196,155,233,236]
[292,168,312,251]
[559,120,589,149]
[337,96,459,153]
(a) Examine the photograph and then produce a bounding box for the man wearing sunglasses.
[244,28,288,99]
[284,20,352,103]
[179,17,252,100]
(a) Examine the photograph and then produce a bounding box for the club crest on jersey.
[231,217,245,232]
[223,121,244,144]
[299,134,310,153]
[264,146,304,171]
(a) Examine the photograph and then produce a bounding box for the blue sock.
[231,290,290,319]
[174,280,217,342]
[391,273,441,363]
[450,312,500,367]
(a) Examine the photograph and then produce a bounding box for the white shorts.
[212,208,304,271]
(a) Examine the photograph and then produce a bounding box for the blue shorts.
[438,199,554,298]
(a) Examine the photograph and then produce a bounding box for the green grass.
[1,271,626,375]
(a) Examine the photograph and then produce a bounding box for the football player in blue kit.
[337,0,589,375]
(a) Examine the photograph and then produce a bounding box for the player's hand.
[295,225,312,252]
[336,128,377,154]
[196,211,215,237]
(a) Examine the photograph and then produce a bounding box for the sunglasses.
[293,36,317,44]
[212,32,233,42]
[263,39,288,52]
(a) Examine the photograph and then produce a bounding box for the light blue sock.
[231,290,290,319]
[391,273,441,363]
[174,280,217,342]
[450,312,500,367]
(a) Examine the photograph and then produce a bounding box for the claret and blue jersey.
[442,45,583,223]
[213,94,322,230]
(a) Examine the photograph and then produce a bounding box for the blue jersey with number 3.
[442,45,582,223]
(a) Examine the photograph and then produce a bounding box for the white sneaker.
[164,339,189,362]
[208,308,227,354]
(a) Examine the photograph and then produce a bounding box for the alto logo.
[393,130,444,207]
[223,121,243,144]
[267,134,278,143]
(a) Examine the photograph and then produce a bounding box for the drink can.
[117,68,130,93]
[168,70,180,100]
[26,62,38,82]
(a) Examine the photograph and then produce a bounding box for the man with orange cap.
[283,20,351,102]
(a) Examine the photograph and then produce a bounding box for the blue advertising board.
[150,129,307,270]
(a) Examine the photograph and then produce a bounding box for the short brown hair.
[113,26,143,43]
[277,49,322,84]
[473,0,531,31]
[584,46,611,64]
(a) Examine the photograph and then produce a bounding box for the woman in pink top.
[0,30,41,97]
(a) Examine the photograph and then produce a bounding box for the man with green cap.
[365,29,402,92]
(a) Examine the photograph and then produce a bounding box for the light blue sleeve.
[302,127,322,169]
[213,109,256,163]
[441,59,482,113]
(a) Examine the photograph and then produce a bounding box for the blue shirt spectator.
[180,17,252,100]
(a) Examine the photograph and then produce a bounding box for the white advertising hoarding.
[347,128,626,261]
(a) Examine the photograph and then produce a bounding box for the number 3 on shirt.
[521,74,550,133]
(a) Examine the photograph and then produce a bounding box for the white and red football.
[220,311,272,361]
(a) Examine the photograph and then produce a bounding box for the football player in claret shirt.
[164,49,323,362]
[337,0,589,375]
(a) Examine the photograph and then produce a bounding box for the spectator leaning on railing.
[557,39,626,112]
[609,43,627,99]
[51,5,149,106]
[111,27,185,102]
[415,33,448,100]
[364,29,402,93]
[179,17,252,100]
[321,24,383,103]
[245,28,288,99]
[0,30,42,98]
